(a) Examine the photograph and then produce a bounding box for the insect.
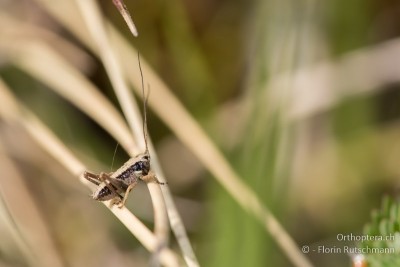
[83,54,165,208]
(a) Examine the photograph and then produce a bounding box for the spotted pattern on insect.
[93,184,118,201]
[115,154,150,181]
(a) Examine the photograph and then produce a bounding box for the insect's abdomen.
[93,184,116,201]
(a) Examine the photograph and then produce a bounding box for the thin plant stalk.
[74,0,173,264]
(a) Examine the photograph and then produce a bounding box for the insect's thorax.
[111,152,150,184]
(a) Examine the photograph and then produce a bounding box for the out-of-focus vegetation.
[361,196,400,266]
[0,0,399,266]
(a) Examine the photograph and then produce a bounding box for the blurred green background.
[0,0,400,266]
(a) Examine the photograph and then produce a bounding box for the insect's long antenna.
[110,142,120,172]
[138,52,149,155]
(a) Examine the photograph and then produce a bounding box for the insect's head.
[132,152,150,177]
[139,153,150,175]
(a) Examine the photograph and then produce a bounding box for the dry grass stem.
[75,0,170,259]
[74,1,199,266]
[266,39,400,121]
[0,12,92,72]
[0,40,136,154]
[0,80,181,267]
[0,145,63,267]
[111,0,139,37]
[106,30,200,267]
[0,188,37,267]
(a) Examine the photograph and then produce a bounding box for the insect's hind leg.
[97,172,124,206]
[84,171,115,184]
[84,171,123,206]
[83,171,104,186]
[117,180,138,208]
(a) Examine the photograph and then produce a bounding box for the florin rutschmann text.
[317,245,395,254]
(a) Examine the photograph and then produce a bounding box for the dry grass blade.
[74,0,170,260]
[0,193,37,267]
[112,0,138,37]
[0,90,64,267]
[104,32,200,267]
[0,41,136,155]
[0,147,58,267]
[0,80,181,267]
[285,38,400,120]
[0,11,92,72]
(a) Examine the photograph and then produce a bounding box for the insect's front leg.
[140,171,167,185]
